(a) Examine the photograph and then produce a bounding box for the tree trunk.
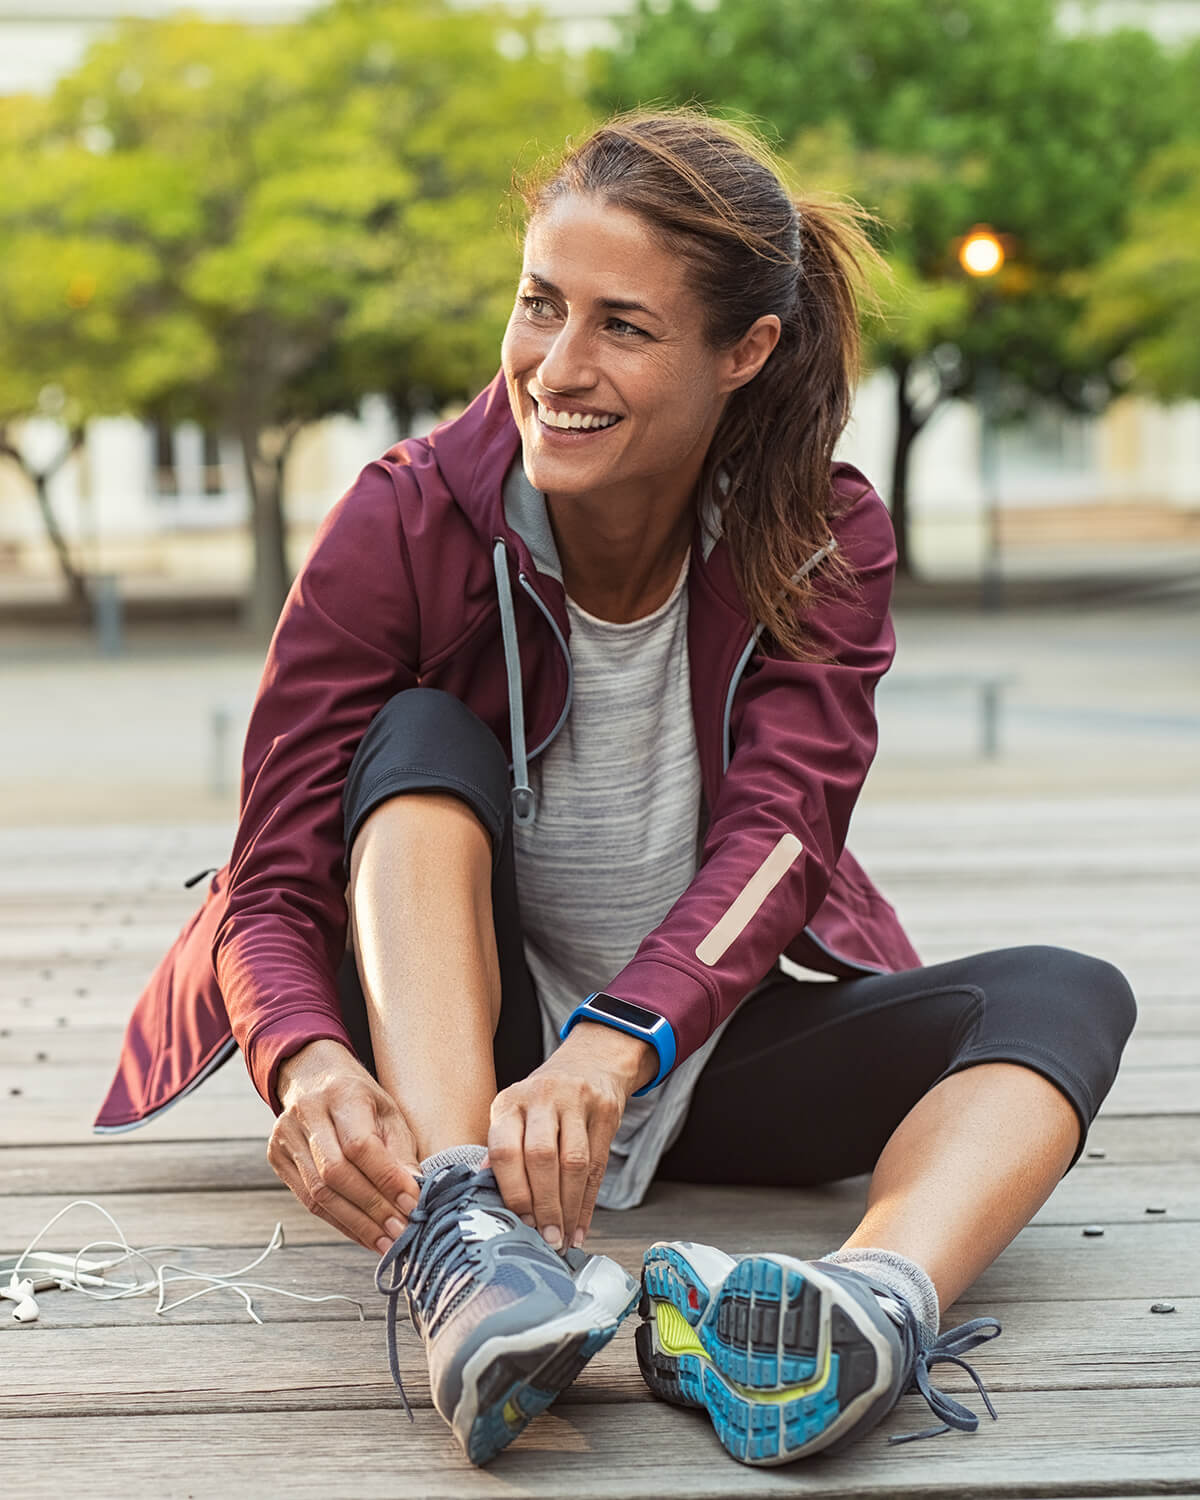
[239,421,294,643]
[33,470,90,616]
[0,426,90,615]
[889,357,920,578]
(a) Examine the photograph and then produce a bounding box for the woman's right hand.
[268,1038,422,1255]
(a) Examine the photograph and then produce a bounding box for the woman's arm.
[213,458,422,1110]
[608,473,898,1067]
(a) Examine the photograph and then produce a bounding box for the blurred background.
[1,0,1197,827]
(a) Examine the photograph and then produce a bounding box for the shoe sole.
[454,1253,640,1465]
[637,1242,896,1466]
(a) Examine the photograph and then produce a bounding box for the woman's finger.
[329,1099,420,1218]
[556,1112,592,1248]
[522,1104,564,1249]
[487,1097,535,1225]
[298,1126,406,1252]
[573,1148,609,1248]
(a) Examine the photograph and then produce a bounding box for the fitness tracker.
[560,992,677,1097]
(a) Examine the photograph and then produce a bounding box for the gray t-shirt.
[512,551,732,1210]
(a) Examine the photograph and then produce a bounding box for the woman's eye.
[608,318,648,338]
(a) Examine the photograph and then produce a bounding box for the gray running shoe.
[376,1163,639,1465]
[637,1241,1000,1464]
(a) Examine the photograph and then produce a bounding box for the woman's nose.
[537,321,594,393]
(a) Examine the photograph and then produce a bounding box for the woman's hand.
[487,1023,657,1251]
[269,1039,422,1255]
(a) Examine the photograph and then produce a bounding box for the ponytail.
[708,195,878,658]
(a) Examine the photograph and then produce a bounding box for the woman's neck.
[546,483,695,622]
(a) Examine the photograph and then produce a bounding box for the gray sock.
[820,1248,940,1345]
[419,1144,488,1178]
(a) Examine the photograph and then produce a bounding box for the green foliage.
[592,0,1186,411]
[0,0,587,620]
[1078,144,1200,400]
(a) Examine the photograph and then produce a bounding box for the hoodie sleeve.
[606,476,897,1069]
[213,460,421,1110]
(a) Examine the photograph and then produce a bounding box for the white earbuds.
[2,1275,39,1323]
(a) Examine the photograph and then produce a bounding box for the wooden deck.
[3,796,1198,1497]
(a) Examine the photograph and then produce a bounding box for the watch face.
[590,993,661,1030]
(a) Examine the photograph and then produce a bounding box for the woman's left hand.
[486,1023,656,1251]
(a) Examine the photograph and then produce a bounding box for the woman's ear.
[721,315,782,393]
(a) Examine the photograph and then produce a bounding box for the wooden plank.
[2,1194,1194,1307]
[0,1245,377,1329]
[10,1051,1197,1150]
[0,1061,269,1145]
[0,1222,1193,1339]
[3,1147,1193,1227]
[1102,1067,1200,1117]
[1,1298,1196,1421]
[8,1118,1194,1198]
[3,1390,1200,1498]
[0,1139,278,1195]
[1081,1115,1200,1164]
[7,1020,1198,1070]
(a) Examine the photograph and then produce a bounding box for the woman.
[97,111,1136,1469]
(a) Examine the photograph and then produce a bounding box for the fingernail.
[375,1236,391,1255]
[520,1215,536,1228]
[396,1194,416,1216]
[572,1228,585,1249]
[384,1217,404,1239]
[542,1225,562,1249]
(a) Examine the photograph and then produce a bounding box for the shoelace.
[375,1164,496,1421]
[882,1294,1001,1444]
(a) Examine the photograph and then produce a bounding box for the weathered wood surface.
[2,1296,1198,1419]
[6,1392,1200,1500]
[1,799,1197,1498]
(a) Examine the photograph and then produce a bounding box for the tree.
[1078,143,1200,401]
[0,93,163,610]
[5,1,585,635]
[592,0,1185,572]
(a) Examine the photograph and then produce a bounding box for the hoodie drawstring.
[492,540,536,826]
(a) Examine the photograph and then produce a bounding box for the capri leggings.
[337,688,1136,1185]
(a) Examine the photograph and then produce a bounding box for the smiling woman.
[99,108,1135,1473]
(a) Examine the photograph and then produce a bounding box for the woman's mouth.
[533,397,623,434]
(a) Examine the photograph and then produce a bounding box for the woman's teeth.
[536,403,620,431]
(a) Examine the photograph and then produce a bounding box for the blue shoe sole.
[637,1244,889,1466]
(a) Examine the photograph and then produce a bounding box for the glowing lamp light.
[958,227,1005,278]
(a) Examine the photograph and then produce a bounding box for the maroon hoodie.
[95,375,919,1133]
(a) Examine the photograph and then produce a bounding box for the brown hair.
[524,109,878,658]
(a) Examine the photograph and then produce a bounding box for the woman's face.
[502,194,757,508]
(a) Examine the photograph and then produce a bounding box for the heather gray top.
[509,473,732,1210]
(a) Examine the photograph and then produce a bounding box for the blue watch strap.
[560,993,676,1096]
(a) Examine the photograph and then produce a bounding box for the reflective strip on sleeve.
[694,833,804,968]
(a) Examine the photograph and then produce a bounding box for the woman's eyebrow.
[522,271,663,323]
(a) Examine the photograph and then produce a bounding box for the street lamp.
[957,225,1006,610]
[958,226,1005,279]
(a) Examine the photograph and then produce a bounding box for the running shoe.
[636,1241,1000,1465]
[376,1162,639,1465]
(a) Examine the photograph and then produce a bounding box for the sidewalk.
[2,587,1196,827]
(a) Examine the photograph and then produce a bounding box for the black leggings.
[339,688,1136,1185]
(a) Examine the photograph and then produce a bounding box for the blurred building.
[2,0,1198,592]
